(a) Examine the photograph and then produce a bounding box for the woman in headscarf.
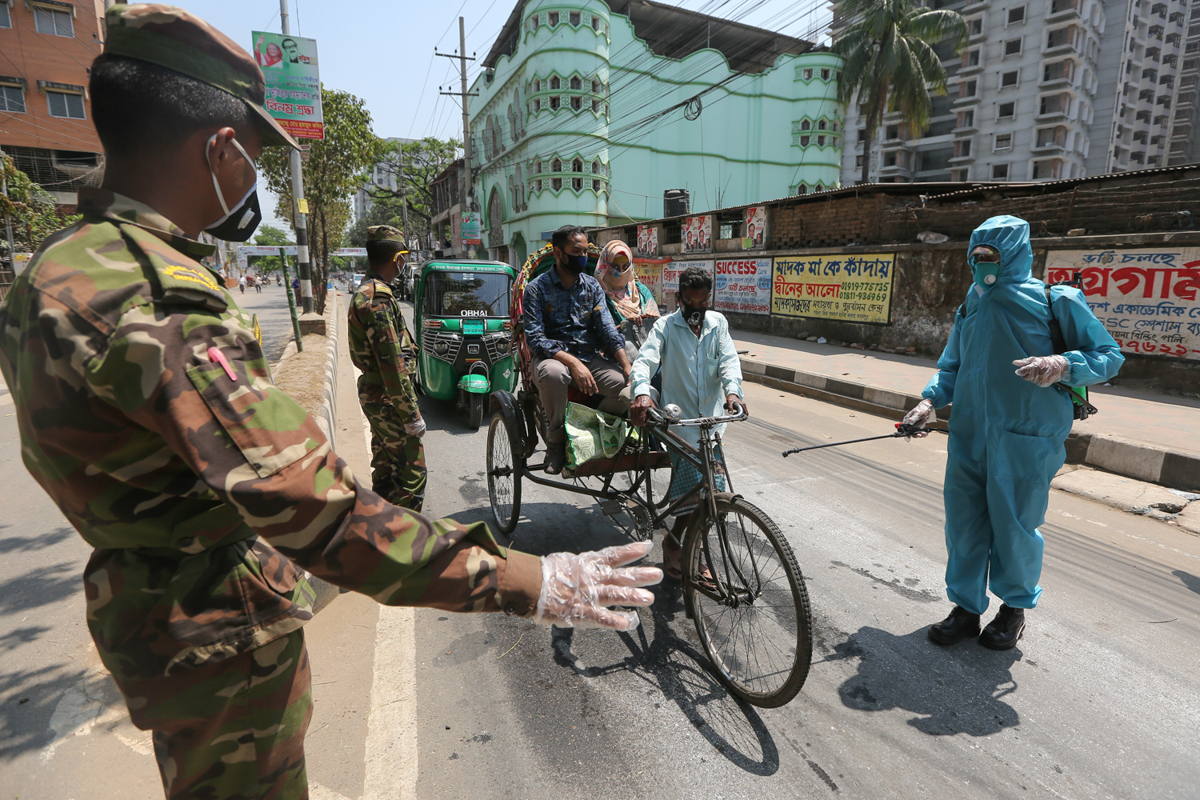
[595,240,659,362]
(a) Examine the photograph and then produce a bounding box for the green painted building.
[469,0,844,265]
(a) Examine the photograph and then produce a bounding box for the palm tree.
[833,0,968,185]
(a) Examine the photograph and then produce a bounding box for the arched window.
[570,76,582,90]
[569,11,580,25]
[551,158,562,172]
[572,176,583,191]
[592,16,600,31]
[593,179,603,192]
[592,79,601,93]
[533,78,541,92]
[815,183,824,192]
[533,159,542,174]
[817,135,826,146]
[548,11,559,25]
[572,158,583,173]
[530,14,539,28]
[799,135,810,147]
[549,96,559,110]
[800,119,810,130]
[592,99,601,113]
[552,177,562,191]
[570,96,582,111]
[550,76,560,90]
[532,99,541,113]
[592,160,601,173]
[818,119,827,130]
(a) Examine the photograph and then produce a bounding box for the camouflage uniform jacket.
[348,275,420,417]
[0,189,541,681]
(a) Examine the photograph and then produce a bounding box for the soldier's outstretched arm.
[84,304,657,628]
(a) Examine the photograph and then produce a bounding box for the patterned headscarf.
[596,241,658,320]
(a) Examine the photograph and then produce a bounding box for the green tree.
[361,136,461,250]
[260,86,383,312]
[833,0,967,185]
[1,153,79,269]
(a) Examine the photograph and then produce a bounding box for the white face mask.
[205,134,262,242]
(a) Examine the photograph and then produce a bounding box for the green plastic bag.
[565,402,628,469]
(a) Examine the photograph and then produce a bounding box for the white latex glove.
[901,398,935,439]
[534,541,662,631]
[404,418,427,438]
[1013,354,1070,388]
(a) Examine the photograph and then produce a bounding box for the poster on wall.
[663,260,714,312]
[637,225,658,257]
[771,254,895,324]
[1046,248,1200,360]
[252,31,323,139]
[742,207,766,250]
[461,212,482,246]
[633,258,668,305]
[682,215,712,255]
[715,258,771,315]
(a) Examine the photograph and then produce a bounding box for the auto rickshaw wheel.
[487,410,523,534]
[468,392,485,430]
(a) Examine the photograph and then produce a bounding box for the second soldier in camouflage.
[347,225,427,511]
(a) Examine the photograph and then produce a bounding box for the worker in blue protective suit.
[901,215,1123,650]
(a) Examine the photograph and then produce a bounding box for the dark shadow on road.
[1172,569,1200,597]
[0,525,74,555]
[0,561,80,617]
[0,663,89,762]
[831,625,1022,736]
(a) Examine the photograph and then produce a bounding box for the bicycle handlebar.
[646,404,747,427]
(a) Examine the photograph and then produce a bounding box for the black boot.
[544,441,566,475]
[928,605,982,645]
[978,605,1025,650]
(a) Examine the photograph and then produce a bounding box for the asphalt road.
[2,291,1198,799]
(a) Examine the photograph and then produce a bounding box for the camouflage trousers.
[363,402,427,512]
[115,631,312,800]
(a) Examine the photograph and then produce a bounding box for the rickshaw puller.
[524,225,633,474]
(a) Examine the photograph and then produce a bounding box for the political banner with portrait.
[1046,248,1200,360]
[714,258,771,315]
[634,258,668,305]
[636,225,658,257]
[662,260,714,313]
[771,254,895,324]
[252,31,323,139]
[742,207,766,250]
[682,215,712,255]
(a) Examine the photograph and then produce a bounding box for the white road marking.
[356,373,419,800]
[43,668,153,763]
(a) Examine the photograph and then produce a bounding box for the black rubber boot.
[928,605,982,645]
[978,604,1025,650]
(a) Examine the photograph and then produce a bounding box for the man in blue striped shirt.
[524,226,632,474]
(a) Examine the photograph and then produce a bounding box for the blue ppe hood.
[968,215,1033,286]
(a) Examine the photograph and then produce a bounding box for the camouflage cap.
[102,4,299,149]
[367,226,409,252]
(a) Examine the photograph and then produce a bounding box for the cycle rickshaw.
[484,242,813,708]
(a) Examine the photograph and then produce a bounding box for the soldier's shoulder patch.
[162,264,220,292]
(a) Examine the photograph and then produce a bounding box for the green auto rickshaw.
[413,259,518,429]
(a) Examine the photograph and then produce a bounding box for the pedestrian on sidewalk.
[238,273,245,293]
[0,8,660,800]
[902,215,1123,650]
[348,225,427,511]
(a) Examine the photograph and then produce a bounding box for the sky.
[178,0,832,228]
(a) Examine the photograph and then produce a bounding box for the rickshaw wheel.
[487,410,523,534]
[468,392,485,430]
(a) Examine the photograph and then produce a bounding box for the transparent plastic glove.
[1013,354,1070,387]
[404,418,427,438]
[534,541,662,631]
[901,398,935,439]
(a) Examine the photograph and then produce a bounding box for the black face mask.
[205,135,263,243]
[680,301,707,328]
[559,251,588,274]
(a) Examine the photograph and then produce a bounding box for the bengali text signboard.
[1046,248,1200,360]
[663,260,714,313]
[253,32,323,139]
[714,257,771,315]
[771,254,895,323]
[461,212,482,246]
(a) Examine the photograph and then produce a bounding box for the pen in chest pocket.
[207,347,238,381]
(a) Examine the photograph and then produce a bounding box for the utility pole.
[280,0,313,315]
[437,18,478,226]
[398,144,410,248]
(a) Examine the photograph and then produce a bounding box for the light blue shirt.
[632,310,743,446]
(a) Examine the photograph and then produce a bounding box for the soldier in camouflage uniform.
[347,226,427,511]
[0,6,660,799]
